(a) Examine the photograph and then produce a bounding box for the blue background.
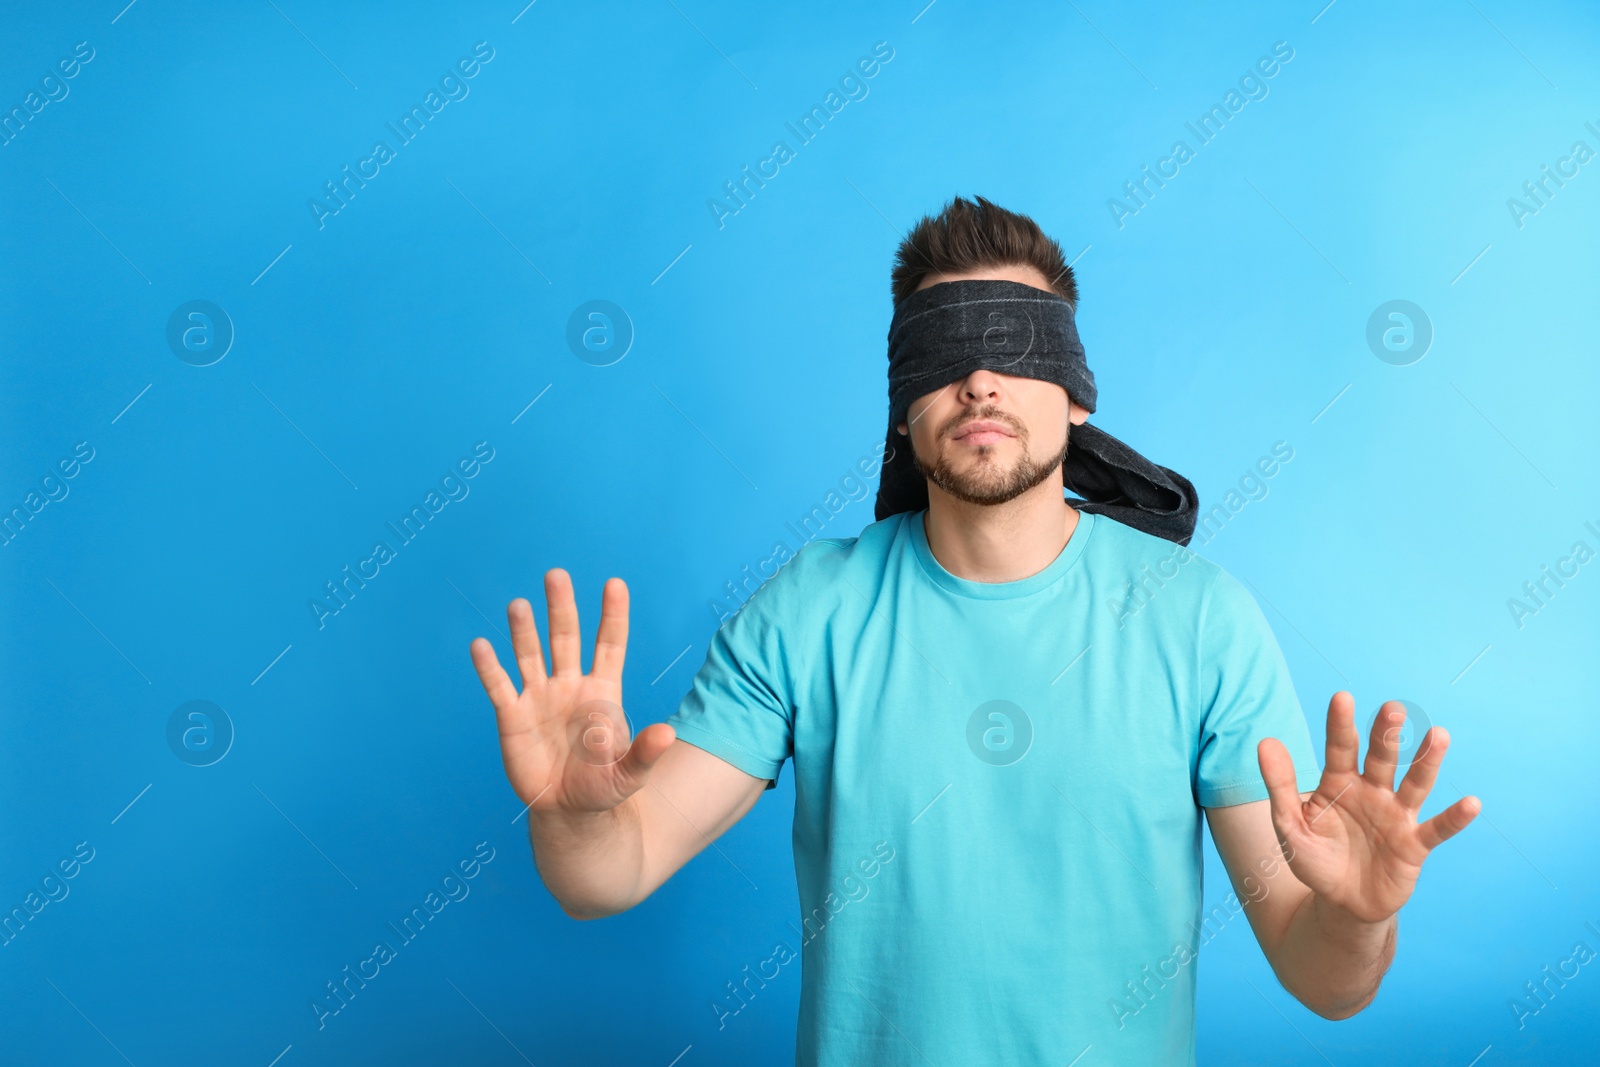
[2,0,1597,1063]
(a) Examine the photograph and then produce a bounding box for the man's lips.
[952,420,1015,445]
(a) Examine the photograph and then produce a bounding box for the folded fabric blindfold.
[872,277,1200,546]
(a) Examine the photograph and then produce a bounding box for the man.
[468,196,1481,1065]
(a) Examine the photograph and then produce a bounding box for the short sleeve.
[665,570,800,790]
[1194,568,1323,807]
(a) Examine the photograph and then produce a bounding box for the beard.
[911,411,1069,507]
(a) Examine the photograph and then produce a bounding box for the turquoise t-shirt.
[667,508,1322,1066]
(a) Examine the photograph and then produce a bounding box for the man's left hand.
[1257,690,1481,924]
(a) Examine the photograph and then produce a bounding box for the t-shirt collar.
[908,507,1095,599]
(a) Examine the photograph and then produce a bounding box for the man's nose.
[960,371,1003,403]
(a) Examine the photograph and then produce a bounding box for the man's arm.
[1204,690,1479,1019]
[1206,794,1395,1018]
[469,569,775,921]
[532,737,768,919]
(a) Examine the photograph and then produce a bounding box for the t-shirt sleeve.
[1194,567,1324,808]
[664,566,801,790]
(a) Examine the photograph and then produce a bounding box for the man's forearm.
[528,800,648,920]
[1271,891,1397,1019]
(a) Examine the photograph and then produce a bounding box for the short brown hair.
[890,195,1077,309]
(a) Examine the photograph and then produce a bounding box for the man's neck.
[921,479,1080,584]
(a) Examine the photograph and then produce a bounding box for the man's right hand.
[467,567,770,919]
[469,568,677,818]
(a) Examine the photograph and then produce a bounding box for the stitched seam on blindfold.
[888,295,1073,338]
[890,355,1064,386]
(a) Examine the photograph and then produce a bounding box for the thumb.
[611,721,676,797]
[1257,737,1306,837]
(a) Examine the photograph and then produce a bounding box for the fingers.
[507,598,547,691]
[1257,737,1306,836]
[469,637,521,712]
[1417,794,1481,851]
[545,568,582,678]
[590,577,630,682]
[1395,726,1450,812]
[1363,699,1404,791]
[611,721,676,796]
[1323,691,1360,776]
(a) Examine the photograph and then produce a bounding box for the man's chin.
[929,473,1032,507]
[922,453,1064,506]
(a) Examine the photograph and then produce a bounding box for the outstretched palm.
[1258,691,1481,924]
[469,569,675,816]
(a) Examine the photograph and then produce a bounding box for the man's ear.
[1067,398,1089,426]
[896,421,908,436]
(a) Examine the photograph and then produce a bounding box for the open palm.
[469,569,675,816]
[1258,691,1481,924]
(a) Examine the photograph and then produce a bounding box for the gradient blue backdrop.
[2,1,1597,1064]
